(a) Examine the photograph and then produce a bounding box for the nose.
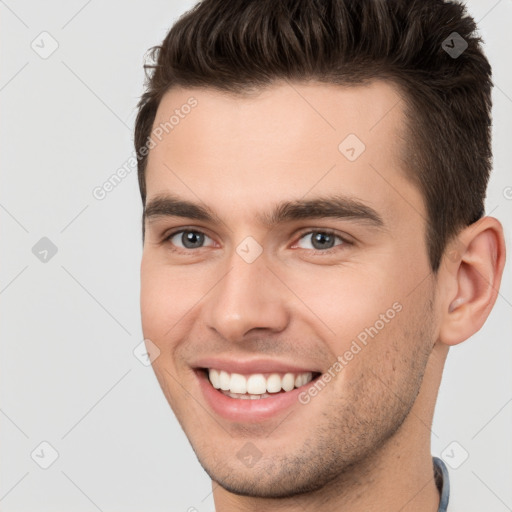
[202,251,290,342]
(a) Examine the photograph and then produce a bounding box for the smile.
[194,364,322,422]
[207,368,316,398]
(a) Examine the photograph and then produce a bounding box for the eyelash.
[161,228,352,255]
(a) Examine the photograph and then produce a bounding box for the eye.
[161,228,351,255]
[294,230,348,253]
[164,229,215,251]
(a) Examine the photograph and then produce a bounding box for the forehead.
[149,80,405,162]
[144,80,424,229]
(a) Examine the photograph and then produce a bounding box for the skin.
[140,81,506,511]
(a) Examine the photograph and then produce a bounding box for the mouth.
[204,368,320,399]
[194,366,323,422]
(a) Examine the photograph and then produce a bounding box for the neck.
[212,342,448,512]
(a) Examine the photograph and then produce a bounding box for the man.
[135,0,506,510]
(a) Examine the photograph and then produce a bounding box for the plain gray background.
[1,1,511,510]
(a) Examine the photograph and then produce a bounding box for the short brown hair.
[134,0,492,272]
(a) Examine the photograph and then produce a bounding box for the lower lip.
[196,370,314,422]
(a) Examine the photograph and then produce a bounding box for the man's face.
[140,81,439,497]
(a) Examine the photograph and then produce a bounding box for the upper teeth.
[208,369,313,395]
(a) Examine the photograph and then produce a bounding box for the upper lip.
[192,357,319,375]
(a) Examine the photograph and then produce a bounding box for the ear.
[438,216,506,346]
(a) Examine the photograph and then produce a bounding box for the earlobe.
[438,217,506,346]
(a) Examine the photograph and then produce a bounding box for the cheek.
[284,264,402,341]
[281,262,422,384]
[140,257,216,376]
[140,259,163,337]
[140,256,193,332]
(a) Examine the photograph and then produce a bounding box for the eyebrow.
[144,193,385,230]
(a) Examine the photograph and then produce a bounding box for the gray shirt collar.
[433,456,450,512]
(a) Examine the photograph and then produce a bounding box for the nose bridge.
[203,247,289,341]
